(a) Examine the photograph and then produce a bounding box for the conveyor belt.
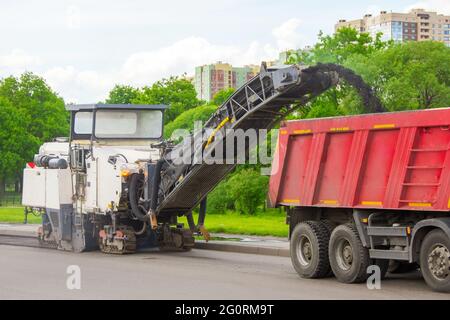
[156,63,383,216]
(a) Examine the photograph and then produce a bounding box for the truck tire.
[290,221,331,278]
[420,229,450,292]
[329,223,371,283]
[321,220,337,277]
[321,219,337,234]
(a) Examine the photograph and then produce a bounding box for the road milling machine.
[22,63,383,254]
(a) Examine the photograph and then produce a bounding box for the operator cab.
[68,104,167,142]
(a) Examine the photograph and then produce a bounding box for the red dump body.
[269,108,450,212]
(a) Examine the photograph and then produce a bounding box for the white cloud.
[405,0,450,14]
[120,37,277,86]
[44,66,113,103]
[66,5,82,30]
[1,18,305,103]
[272,18,306,51]
[0,49,41,69]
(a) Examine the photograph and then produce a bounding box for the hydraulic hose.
[150,159,164,213]
[129,173,148,221]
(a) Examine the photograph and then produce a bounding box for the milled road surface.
[0,244,448,300]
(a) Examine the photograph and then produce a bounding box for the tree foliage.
[164,104,217,139]
[345,41,450,111]
[212,88,235,106]
[292,27,391,65]
[226,169,269,215]
[0,97,37,181]
[288,27,449,118]
[0,72,68,191]
[105,85,140,104]
[208,168,268,215]
[132,76,202,124]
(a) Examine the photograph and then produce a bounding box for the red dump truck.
[269,108,450,292]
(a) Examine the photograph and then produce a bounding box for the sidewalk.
[0,224,290,257]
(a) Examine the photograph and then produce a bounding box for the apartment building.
[335,9,450,46]
[194,62,259,101]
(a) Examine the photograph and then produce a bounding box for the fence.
[0,192,22,207]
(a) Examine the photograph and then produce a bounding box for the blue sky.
[0,0,447,102]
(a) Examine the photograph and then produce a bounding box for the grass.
[180,209,288,238]
[0,207,289,238]
[0,207,42,224]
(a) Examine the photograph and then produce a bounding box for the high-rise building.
[335,9,450,46]
[194,62,259,101]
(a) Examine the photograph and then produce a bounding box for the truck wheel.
[290,221,331,278]
[420,229,450,292]
[329,223,371,283]
[321,219,337,234]
[321,220,337,277]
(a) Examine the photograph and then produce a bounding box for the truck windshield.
[95,109,163,139]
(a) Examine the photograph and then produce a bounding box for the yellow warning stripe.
[282,199,300,204]
[408,202,432,208]
[320,200,338,205]
[330,127,350,132]
[293,129,312,135]
[361,201,383,206]
[373,124,395,129]
[280,130,288,135]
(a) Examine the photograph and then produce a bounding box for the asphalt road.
[0,244,449,300]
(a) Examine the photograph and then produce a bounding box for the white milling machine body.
[22,104,187,253]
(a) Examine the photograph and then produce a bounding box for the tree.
[0,73,69,142]
[287,27,392,119]
[291,27,391,65]
[133,76,201,124]
[0,98,29,196]
[0,72,68,193]
[345,41,450,111]
[105,85,140,104]
[164,104,217,139]
[212,88,235,106]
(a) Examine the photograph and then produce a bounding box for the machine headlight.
[120,164,138,178]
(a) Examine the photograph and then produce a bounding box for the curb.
[0,226,37,238]
[194,241,290,257]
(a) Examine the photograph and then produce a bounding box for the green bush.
[207,180,233,214]
[227,168,269,215]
